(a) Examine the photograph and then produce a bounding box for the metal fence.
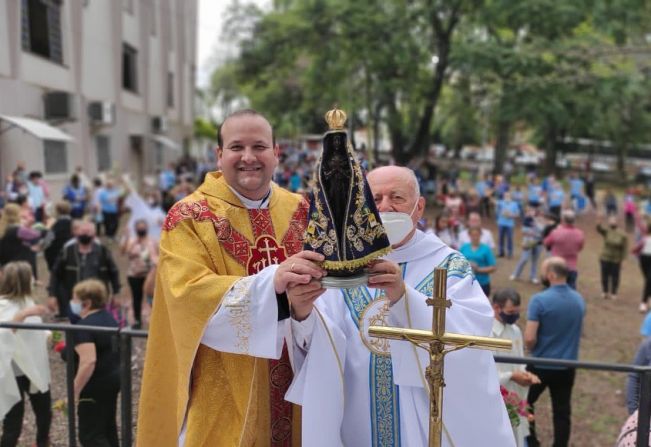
[0,322,146,447]
[2,321,650,447]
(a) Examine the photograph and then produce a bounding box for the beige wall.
[81,0,116,101]
[0,0,198,197]
[0,1,10,77]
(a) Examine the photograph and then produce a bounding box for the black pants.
[479,197,492,218]
[640,254,651,303]
[1,375,51,447]
[102,212,119,237]
[34,206,45,223]
[600,260,621,294]
[78,382,120,447]
[480,282,491,298]
[626,212,635,233]
[128,276,146,324]
[566,270,578,290]
[550,205,561,220]
[526,366,576,447]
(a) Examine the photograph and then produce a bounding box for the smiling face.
[217,114,279,200]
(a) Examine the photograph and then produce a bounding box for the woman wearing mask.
[70,279,120,447]
[121,220,158,328]
[0,203,42,278]
[0,261,51,447]
[596,214,628,300]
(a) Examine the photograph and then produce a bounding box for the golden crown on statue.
[325,106,347,130]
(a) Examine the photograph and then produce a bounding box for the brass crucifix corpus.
[369,267,513,447]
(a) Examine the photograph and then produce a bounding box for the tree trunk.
[372,104,381,168]
[616,142,626,176]
[404,38,450,162]
[543,125,558,175]
[493,118,510,175]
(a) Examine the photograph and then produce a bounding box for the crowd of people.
[1,138,651,445]
[0,160,202,445]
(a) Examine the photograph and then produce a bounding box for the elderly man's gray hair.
[561,209,575,224]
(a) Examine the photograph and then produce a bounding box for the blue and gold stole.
[340,253,471,447]
[342,265,406,447]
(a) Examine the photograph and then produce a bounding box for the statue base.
[320,272,368,289]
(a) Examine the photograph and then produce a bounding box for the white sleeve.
[290,312,317,373]
[484,229,496,250]
[200,264,285,359]
[291,312,316,351]
[286,298,347,447]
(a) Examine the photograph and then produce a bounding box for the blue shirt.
[641,312,651,337]
[459,243,495,286]
[159,169,176,191]
[548,188,565,207]
[527,184,543,204]
[99,188,120,213]
[527,284,585,368]
[64,185,88,212]
[475,180,488,198]
[569,178,584,197]
[27,181,44,208]
[496,200,519,228]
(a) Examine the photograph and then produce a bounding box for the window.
[21,0,63,64]
[122,43,138,92]
[167,72,174,107]
[43,140,67,173]
[96,135,111,171]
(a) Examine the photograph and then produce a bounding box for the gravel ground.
[14,205,646,446]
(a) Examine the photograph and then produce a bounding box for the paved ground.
[16,204,647,446]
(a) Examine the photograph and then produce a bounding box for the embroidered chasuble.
[287,230,516,447]
[137,172,307,447]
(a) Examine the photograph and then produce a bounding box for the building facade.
[0,0,197,195]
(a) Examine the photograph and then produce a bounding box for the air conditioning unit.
[88,101,115,125]
[44,91,74,120]
[151,116,168,133]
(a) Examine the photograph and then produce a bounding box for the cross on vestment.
[368,267,513,447]
[259,236,279,266]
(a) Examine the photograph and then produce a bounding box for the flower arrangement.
[500,385,531,428]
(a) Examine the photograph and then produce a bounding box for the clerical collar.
[385,229,425,264]
[227,185,272,209]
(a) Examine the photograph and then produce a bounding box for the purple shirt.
[543,224,584,270]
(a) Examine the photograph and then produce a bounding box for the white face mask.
[70,301,83,316]
[380,200,419,246]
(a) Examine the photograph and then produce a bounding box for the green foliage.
[194,117,218,141]
[205,0,651,174]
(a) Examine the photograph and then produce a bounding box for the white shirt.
[491,319,529,447]
[458,227,495,249]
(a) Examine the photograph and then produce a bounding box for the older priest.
[137,110,324,446]
[286,166,515,447]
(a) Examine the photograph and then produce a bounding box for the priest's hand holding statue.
[289,107,411,321]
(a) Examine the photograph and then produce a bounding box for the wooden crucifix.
[369,267,513,447]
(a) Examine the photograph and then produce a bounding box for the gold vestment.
[136,172,307,446]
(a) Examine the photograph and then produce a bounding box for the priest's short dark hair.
[217,109,276,148]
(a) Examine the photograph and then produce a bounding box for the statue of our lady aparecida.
[303,107,391,288]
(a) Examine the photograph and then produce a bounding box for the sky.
[196,0,268,88]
